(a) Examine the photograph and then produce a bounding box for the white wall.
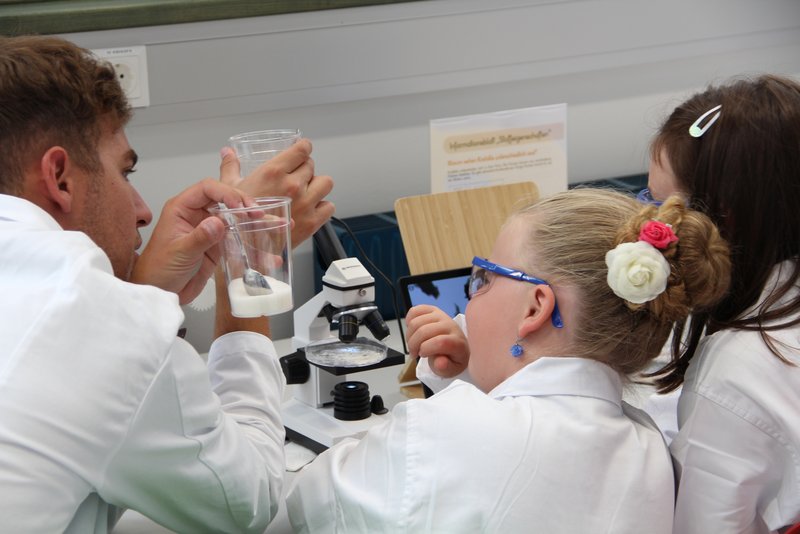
[64,0,800,350]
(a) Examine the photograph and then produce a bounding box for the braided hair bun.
[514,189,731,376]
[613,196,731,323]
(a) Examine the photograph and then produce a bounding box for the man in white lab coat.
[0,35,333,533]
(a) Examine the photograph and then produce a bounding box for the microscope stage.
[290,345,405,376]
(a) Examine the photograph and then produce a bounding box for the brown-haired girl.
[646,74,800,534]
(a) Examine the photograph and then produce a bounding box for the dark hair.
[651,74,800,391]
[0,35,131,194]
[515,189,730,378]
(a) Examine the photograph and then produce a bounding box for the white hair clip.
[689,104,722,138]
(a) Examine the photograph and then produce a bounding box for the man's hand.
[221,138,335,246]
[131,178,254,304]
[406,305,470,378]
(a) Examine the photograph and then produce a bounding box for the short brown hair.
[0,35,131,194]
[512,188,730,378]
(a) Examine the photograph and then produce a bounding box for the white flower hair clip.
[605,221,678,304]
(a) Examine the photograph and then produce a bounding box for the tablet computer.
[397,267,472,318]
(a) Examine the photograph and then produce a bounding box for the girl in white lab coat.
[644,74,800,534]
[286,188,730,533]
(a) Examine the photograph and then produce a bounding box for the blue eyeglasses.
[636,188,663,207]
[469,256,564,328]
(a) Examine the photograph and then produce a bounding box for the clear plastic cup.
[211,197,293,317]
[228,129,301,176]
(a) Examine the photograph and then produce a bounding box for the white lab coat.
[0,195,286,533]
[671,261,800,534]
[286,355,675,533]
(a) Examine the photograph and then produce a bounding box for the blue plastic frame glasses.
[469,256,564,328]
[636,188,663,207]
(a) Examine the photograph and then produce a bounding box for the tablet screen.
[398,267,471,318]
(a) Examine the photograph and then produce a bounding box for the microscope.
[280,223,405,453]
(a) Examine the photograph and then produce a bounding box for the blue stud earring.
[510,340,524,357]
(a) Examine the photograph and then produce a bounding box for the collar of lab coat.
[0,193,63,230]
[488,357,623,406]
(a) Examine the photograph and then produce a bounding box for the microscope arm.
[313,222,347,270]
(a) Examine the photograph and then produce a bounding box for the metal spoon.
[220,205,272,296]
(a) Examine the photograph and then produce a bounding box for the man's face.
[77,121,152,280]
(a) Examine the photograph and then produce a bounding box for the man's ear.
[39,146,76,214]
[518,284,557,338]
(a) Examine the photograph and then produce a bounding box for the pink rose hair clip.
[638,220,678,249]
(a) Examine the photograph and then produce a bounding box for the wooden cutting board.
[394,181,540,275]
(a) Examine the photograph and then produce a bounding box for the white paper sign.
[429,104,568,197]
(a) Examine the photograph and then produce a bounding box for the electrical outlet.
[92,46,150,108]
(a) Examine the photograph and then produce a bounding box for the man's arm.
[102,335,286,534]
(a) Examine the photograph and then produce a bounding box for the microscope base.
[281,397,391,454]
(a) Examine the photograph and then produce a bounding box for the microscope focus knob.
[332,381,371,421]
[279,352,311,384]
[370,394,388,415]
